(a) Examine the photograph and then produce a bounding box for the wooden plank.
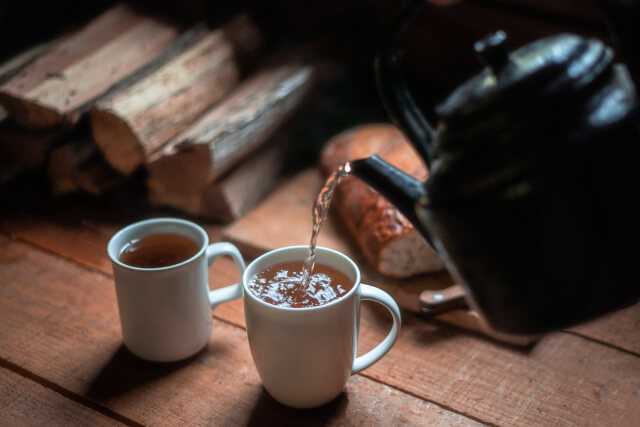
[4,221,640,424]
[223,168,454,312]
[0,240,470,426]
[0,367,120,426]
[2,177,637,352]
[567,303,640,355]
[0,218,223,277]
[356,310,640,426]
[91,14,263,175]
[0,3,181,129]
[220,169,624,348]
[146,50,324,197]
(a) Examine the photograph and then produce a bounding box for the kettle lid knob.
[474,31,510,73]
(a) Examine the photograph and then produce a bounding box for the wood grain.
[0,367,120,426]
[146,50,323,196]
[0,3,181,129]
[568,303,640,355]
[221,168,638,348]
[0,239,469,426]
[91,15,262,175]
[223,168,455,313]
[3,219,640,425]
[357,311,640,426]
[3,169,638,352]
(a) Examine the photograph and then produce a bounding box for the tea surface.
[249,260,353,308]
[119,233,200,268]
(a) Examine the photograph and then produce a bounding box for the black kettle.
[350,0,640,334]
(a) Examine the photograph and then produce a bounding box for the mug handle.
[206,242,246,308]
[352,284,402,374]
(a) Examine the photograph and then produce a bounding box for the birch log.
[146,51,321,197]
[48,139,124,195]
[90,14,262,175]
[0,3,181,129]
[148,138,286,222]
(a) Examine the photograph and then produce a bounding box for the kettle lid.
[436,32,614,124]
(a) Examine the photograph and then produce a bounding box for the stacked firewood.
[0,3,327,221]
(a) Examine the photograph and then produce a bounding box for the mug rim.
[107,217,209,272]
[242,245,361,312]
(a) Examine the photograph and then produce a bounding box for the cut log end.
[146,143,213,194]
[90,108,143,175]
[0,93,64,130]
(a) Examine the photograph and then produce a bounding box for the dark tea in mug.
[119,233,200,268]
[248,261,353,308]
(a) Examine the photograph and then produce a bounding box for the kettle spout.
[349,155,432,243]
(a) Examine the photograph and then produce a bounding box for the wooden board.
[2,190,638,353]
[222,168,537,344]
[0,239,470,426]
[568,303,640,355]
[221,169,640,349]
[1,237,639,425]
[223,168,451,312]
[0,367,120,426]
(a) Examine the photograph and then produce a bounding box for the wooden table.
[0,179,639,426]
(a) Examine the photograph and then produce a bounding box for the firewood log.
[146,50,323,197]
[148,138,286,222]
[47,138,124,195]
[0,36,60,83]
[0,3,182,130]
[0,34,65,128]
[90,14,263,175]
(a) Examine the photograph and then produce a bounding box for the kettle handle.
[599,0,640,90]
[375,0,436,167]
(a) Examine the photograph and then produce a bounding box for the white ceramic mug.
[107,218,245,362]
[242,246,402,408]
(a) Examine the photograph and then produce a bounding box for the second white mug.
[107,217,245,362]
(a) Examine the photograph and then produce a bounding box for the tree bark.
[90,14,263,175]
[146,50,323,197]
[0,3,182,129]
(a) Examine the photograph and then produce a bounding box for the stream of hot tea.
[301,162,352,288]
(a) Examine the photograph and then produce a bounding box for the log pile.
[0,2,330,222]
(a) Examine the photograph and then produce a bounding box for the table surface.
[0,178,639,427]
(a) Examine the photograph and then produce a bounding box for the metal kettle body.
[350,0,640,335]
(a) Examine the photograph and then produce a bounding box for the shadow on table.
[86,343,208,400]
[246,387,349,426]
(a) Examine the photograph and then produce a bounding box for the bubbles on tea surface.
[248,261,352,308]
